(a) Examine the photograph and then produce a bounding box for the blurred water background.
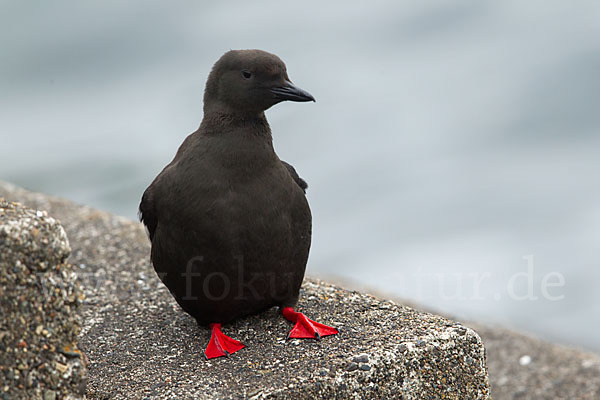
[1,1,599,351]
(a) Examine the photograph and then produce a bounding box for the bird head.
[203,49,315,116]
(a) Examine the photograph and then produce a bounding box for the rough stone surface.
[324,253,600,399]
[0,181,600,400]
[0,199,87,400]
[0,182,493,399]
[4,182,600,399]
[466,322,600,400]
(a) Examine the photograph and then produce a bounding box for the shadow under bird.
[139,49,338,359]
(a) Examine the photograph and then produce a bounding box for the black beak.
[271,81,315,102]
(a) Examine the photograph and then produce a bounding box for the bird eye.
[242,70,252,79]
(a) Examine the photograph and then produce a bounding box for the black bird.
[139,49,337,359]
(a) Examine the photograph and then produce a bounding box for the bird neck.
[200,110,272,139]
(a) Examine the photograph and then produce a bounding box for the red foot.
[281,307,338,339]
[204,323,245,360]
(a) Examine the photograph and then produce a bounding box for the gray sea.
[2,1,599,352]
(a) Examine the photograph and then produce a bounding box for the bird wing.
[139,131,195,241]
[139,186,158,240]
[281,160,308,194]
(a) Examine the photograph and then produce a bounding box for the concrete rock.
[467,322,600,400]
[0,182,491,399]
[0,199,87,400]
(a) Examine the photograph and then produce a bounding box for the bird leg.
[281,307,338,340]
[204,323,245,360]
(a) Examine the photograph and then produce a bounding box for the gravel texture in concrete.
[467,322,600,400]
[4,180,600,399]
[1,182,493,399]
[0,199,87,400]
[0,181,600,400]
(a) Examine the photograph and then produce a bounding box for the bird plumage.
[139,50,314,324]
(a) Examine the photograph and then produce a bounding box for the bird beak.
[270,81,315,102]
